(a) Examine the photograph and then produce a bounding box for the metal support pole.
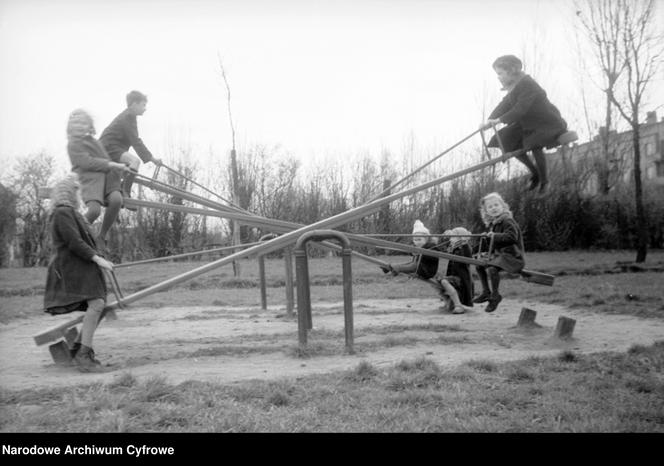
[258,255,267,310]
[294,230,353,354]
[294,246,311,346]
[258,234,278,310]
[284,248,295,316]
[341,248,354,354]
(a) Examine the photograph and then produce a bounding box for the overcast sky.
[1,0,662,177]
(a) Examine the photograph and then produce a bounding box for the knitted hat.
[51,173,80,210]
[412,220,430,236]
[67,108,94,139]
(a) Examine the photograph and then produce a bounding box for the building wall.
[551,111,664,194]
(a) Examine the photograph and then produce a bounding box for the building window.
[644,142,655,156]
[656,161,664,178]
[646,165,656,179]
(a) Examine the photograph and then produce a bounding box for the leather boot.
[74,345,104,372]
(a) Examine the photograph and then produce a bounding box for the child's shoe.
[74,345,105,372]
[473,292,491,304]
[485,293,502,313]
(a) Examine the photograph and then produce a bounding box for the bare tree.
[218,54,243,276]
[576,0,663,262]
[10,152,56,266]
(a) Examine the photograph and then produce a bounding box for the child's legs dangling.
[474,266,491,303]
[514,152,540,188]
[441,279,470,313]
[84,201,103,224]
[532,147,548,189]
[485,266,503,313]
[98,191,122,241]
[487,266,501,297]
[119,152,141,198]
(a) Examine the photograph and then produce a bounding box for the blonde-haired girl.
[44,174,115,372]
[474,192,525,312]
[67,108,129,250]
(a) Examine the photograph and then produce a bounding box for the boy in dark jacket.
[481,55,568,192]
[99,90,162,200]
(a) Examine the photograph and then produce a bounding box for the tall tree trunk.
[632,123,648,262]
[230,148,242,276]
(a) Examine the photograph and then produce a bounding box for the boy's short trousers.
[119,151,141,169]
[77,170,122,206]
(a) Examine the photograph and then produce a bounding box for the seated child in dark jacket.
[381,220,439,279]
[473,192,525,313]
[437,227,474,314]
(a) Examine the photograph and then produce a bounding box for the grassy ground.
[1,250,663,432]
[1,342,662,432]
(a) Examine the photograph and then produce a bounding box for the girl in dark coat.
[481,55,568,192]
[67,108,129,250]
[473,192,525,313]
[44,174,115,372]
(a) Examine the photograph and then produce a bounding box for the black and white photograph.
[0,0,663,438]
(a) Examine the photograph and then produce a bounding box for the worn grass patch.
[3,341,663,432]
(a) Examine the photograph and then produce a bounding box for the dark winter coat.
[487,74,567,152]
[486,216,525,273]
[444,243,474,306]
[67,135,122,197]
[44,206,106,313]
[391,242,439,279]
[99,108,154,163]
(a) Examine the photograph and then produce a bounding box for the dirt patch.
[2,298,664,391]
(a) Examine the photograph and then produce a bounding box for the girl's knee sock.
[488,267,501,296]
[477,267,490,293]
[99,192,122,239]
[80,298,105,347]
[532,148,548,185]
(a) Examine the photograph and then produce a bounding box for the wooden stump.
[554,316,576,340]
[517,307,538,328]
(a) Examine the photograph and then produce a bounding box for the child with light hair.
[44,174,115,372]
[66,108,129,249]
[437,227,474,314]
[474,192,525,313]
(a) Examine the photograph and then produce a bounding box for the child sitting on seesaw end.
[437,227,474,314]
[380,220,471,314]
[473,192,525,313]
[380,220,439,279]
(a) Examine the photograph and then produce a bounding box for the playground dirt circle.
[2,298,664,391]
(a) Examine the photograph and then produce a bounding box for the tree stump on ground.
[554,316,576,340]
[517,307,539,328]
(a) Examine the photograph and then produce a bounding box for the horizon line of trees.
[1,136,663,268]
